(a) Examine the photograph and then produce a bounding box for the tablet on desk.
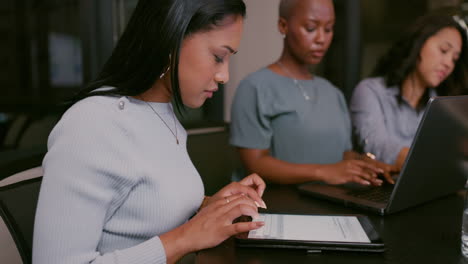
[235,213,385,253]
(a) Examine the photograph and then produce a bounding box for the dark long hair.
[73,0,246,113]
[373,13,468,105]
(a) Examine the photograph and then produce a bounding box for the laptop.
[298,96,468,215]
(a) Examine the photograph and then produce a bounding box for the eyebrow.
[307,18,336,24]
[223,45,237,54]
[444,42,461,55]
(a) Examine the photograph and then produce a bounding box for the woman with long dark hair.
[33,1,266,263]
[350,13,468,169]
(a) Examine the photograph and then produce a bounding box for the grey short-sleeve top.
[230,68,352,165]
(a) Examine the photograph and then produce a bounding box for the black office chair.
[0,146,46,182]
[0,170,43,264]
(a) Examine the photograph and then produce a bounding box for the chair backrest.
[187,128,241,195]
[0,147,46,182]
[0,170,43,264]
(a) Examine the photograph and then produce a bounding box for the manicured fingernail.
[259,189,265,197]
[254,200,267,209]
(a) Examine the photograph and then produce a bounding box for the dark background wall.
[0,0,466,190]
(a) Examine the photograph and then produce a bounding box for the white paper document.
[248,213,371,243]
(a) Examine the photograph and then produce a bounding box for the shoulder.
[351,77,398,109]
[314,76,339,90]
[355,77,389,95]
[44,95,141,193]
[242,67,275,83]
[62,95,124,125]
[69,95,121,113]
[314,76,345,99]
[237,68,281,91]
[52,95,130,143]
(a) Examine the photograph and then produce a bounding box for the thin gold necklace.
[140,97,179,145]
[276,61,314,102]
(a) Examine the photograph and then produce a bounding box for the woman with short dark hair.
[350,13,468,169]
[33,1,267,263]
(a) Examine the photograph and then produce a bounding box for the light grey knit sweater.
[33,95,204,264]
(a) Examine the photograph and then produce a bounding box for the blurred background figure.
[230,0,395,186]
[350,13,468,169]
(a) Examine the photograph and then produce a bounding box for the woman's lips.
[436,70,448,81]
[205,88,217,98]
[311,51,325,57]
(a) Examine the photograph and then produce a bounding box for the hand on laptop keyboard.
[341,151,398,185]
[360,155,399,185]
[318,159,384,186]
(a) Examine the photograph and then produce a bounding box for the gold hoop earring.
[159,66,170,79]
[160,53,171,79]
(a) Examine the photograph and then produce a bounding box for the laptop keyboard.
[347,185,394,203]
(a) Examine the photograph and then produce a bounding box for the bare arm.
[395,147,410,170]
[238,147,324,184]
[238,148,384,185]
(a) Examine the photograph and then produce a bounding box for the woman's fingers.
[349,173,382,186]
[225,221,265,237]
[354,160,384,174]
[347,163,376,180]
[350,174,372,185]
[219,193,247,206]
[217,194,260,220]
[240,173,266,197]
[228,182,267,209]
[347,163,386,186]
[367,161,398,184]
[382,172,395,184]
[370,178,384,186]
[369,160,399,184]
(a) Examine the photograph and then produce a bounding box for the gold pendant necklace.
[277,61,315,102]
[142,99,179,145]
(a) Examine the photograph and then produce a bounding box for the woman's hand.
[363,157,399,184]
[342,151,399,184]
[208,173,267,209]
[160,193,264,263]
[317,160,384,186]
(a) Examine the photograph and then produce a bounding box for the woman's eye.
[214,55,224,63]
[306,28,316,32]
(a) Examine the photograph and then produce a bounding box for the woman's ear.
[278,17,288,38]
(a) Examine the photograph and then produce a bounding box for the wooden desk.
[196,184,466,264]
